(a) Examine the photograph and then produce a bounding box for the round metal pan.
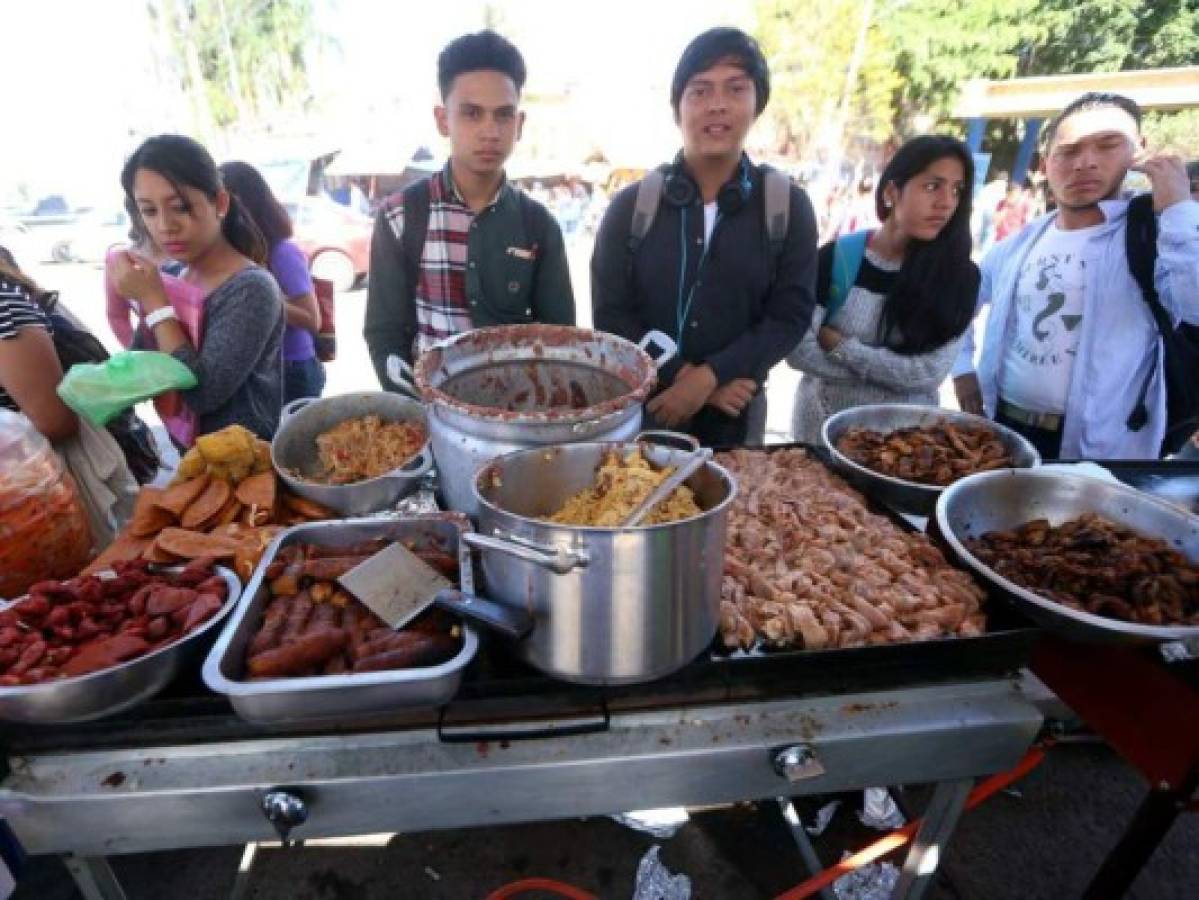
[272,392,433,517]
[823,403,1040,515]
[936,468,1199,644]
[0,567,241,723]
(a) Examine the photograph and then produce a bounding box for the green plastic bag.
[58,351,198,426]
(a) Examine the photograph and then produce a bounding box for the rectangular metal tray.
[202,515,479,725]
[708,443,1041,677]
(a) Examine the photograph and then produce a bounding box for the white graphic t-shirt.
[999,220,1103,415]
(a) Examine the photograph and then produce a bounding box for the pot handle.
[461,531,589,575]
[636,429,701,452]
[279,397,316,425]
[432,588,533,640]
[385,445,434,482]
[639,330,677,371]
[386,354,423,402]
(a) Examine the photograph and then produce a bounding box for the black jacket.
[591,159,818,445]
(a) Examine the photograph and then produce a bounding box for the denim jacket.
[952,197,1199,458]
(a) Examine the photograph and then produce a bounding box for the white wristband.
[145,306,178,329]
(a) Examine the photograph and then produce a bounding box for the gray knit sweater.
[788,247,963,443]
[171,266,284,440]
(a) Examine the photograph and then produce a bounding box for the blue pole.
[965,118,986,153]
[1012,118,1044,185]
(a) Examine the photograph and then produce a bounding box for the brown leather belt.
[998,399,1064,433]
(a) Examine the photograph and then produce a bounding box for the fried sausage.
[279,591,314,645]
[351,629,434,662]
[352,633,458,672]
[247,597,290,656]
[246,628,348,678]
[299,556,374,580]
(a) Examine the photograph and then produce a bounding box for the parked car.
[286,196,372,293]
[50,208,131,263]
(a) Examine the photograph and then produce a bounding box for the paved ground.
[13,258,1196,898]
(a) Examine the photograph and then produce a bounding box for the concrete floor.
[12,743,1198,899]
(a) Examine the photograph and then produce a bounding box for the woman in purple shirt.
[219,161,325,403]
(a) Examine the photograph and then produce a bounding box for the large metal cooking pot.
[937,468,1199,644]
[410,325,675,516]
[272,392,433,517]
[462,438,736,685]
[823,403,1040,516]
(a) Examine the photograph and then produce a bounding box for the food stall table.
[0,648,1042,900]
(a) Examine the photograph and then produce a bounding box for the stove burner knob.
[773,744,824,783]
[262,789,308,846]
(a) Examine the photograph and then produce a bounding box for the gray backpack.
[626,164,792,269]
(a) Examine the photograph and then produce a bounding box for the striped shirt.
[0,277,52,413]
[382,171,486,354]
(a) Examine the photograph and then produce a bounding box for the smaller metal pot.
[465,436,736,685]
[272,392,433,517]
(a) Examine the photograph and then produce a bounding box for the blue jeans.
[284,357,326,404]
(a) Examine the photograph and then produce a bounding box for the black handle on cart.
[436,697,610,744]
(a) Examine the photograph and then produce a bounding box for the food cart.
[2,330,1196,900]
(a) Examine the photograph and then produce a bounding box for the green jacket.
[364,164,575,384]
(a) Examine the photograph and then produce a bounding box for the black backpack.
[1124,193,1199,456]
[40,292,162,484]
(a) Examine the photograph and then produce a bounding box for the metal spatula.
[337,542,532,639]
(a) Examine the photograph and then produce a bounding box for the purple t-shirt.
[270,240,317,361]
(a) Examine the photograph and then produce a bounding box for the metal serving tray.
[936,468,1199,644]
[822,403,1040,516]
[0,567,241,724]
[203,516,479,725]
[709,443,1041,678]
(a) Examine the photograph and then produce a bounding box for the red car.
[286,196,373,292]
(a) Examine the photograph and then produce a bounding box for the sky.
[3,0,757,208]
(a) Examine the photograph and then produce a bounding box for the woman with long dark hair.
[219,161,325,403]
[112,134,285,440]
[788,135,980,442]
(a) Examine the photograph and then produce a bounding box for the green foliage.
[159,0,316,129]
[757,0,1199,156]
[1144,110,1199,156]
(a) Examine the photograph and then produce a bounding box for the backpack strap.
[825,230,870,323]
[1124,192,1166,433]
[626,168,667,278]
[762,165,790,259]
[399,178,432,295]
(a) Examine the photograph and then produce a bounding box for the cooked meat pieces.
[967,513,1199,627]
[309,416,427,485]
[545,448,702,527]
[715,447,986,651]
[837,421,1014,486]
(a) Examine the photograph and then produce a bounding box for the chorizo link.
[246,628,348,678]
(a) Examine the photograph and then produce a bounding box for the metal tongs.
[621,446,713,528]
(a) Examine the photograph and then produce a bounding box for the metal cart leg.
[893,778,972,900]
[1081,774,1198,900]
[776,798,838,900]
[62,854,128,900]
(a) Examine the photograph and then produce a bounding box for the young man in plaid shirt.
[365,31,575,382]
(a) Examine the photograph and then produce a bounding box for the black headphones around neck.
[662,155,753,215]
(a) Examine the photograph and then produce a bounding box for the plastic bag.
[58,351,197,426]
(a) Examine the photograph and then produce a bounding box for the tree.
[754,0,900,158]
[155,0,317,131]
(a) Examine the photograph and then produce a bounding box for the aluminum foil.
[393,489,441,516]
[806,800,842,836]
[858,788,905,830]
[610,808,690,840]
[632,845,691,900]
[832,860,899,900]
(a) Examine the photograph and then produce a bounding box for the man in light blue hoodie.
[952,93,1199,459]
